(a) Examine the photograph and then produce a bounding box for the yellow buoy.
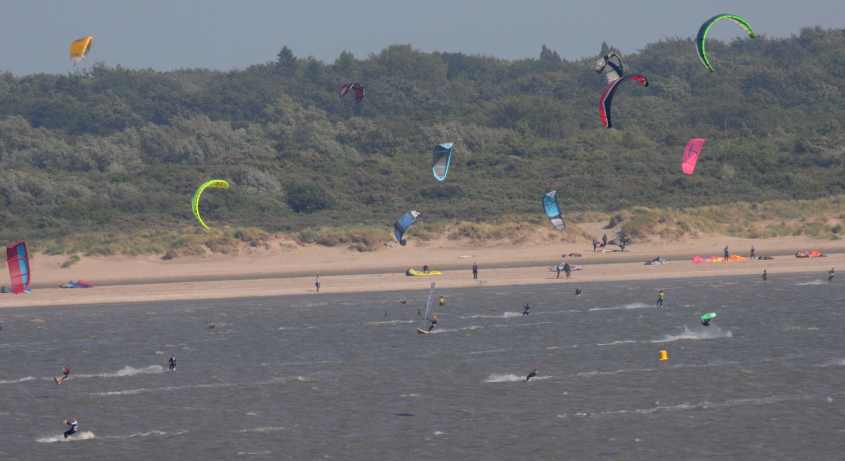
[659,350,669,361]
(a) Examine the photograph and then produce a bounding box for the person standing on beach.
[656,290,665,308]
[472,262,479,280]
[563,262,571,279]
[592,239,599,254]
[602,233,608,248]
[555,264,562,279]
[723,246,730,262]
[750,246,756,259]
[828,268,835,282]
[315,275,320,293]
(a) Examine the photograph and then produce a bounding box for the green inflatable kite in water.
[700,312,718,327]
[192,179,230,231]
[696,14,755,72]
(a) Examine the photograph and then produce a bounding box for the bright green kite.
[696,14,756,72]
[192,179,230,231]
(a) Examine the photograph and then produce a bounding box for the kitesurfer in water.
[63,417,79,439]
[427,314,438,332]
[526,369,537,382]
[575,287,582,296]
[656,290,665,308]
[762,269,768,281]
[56,367,71,384]
[522,303,531,316]
[829,268,835,282]
[701,317,711,327]
[168,356,176,372]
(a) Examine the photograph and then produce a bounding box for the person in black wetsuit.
[762,269,768,281]
[63,417,79,439]
[828,268,835,282]
[656,290,665,308]
[526,369,537,382]
[575,287,582,296]
[427,314,438,332]
[168,356,176,372]
[522,303,531,316]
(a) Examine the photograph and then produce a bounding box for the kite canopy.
[338,82,365,103]
[696,14,756,72]
[69,36,94,62]
[542,191,565,231]
[6,241,31,294]
[192,179,230,231]
[599,74,649,128]
[700,312,718,322]
[681,138,707,175]
[393,210,420,245]
[432,143,454,182]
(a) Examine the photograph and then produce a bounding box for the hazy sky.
[1,0,843,74]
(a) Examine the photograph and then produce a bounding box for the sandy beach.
[2,227,842,309]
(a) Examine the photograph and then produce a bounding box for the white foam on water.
[578,367,656,378]
[238,451,272,456]
[367,320,415,326]
[483,373,552,383]
[596,340,638,347]
[797,279,825,286]
[563,394,812,418]
[0,376,36,385]
[589,302,652,312]
[237,426,285,433]
[91,376,299,396]
[76,365,164,379]
[493,321,552,328]
[466,348,509,355]
[460,312,522,319]
[433,431,446,436]
[430,325,483,334]
[818,358,845,367]
[37,431,96,443]
[651,325,733,343]
[103,430,187,440]
[400,393,420,398]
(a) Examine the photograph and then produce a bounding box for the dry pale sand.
[1,231,842,309]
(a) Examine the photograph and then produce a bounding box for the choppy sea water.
[1,274,844,460]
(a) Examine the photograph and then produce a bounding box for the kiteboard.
[416,328,431,335]
[54,376,65,385]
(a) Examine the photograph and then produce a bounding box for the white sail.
[421,282,436,329]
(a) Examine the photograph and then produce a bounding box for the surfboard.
[416,328,431,335]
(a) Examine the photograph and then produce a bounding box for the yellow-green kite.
[192,179,230,231]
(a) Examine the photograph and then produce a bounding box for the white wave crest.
[237,426,285,433]
[483,373,552,383]
[460,312,522,319]
[796,280,825,286]
[589,302,652,312]
[37,431,96,443]
[596,340,638,347]
[77,365,164,379]
[651,325,732,343]
[0,376,36,385]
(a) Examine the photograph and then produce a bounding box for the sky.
[1,0,843,75]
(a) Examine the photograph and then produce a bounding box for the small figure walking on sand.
[472,262,479,280]
[555,264,562,279]
[762,269,768,281]
[563,262,571,279]
[656,290,666,308]
[828,268,835,282]
[723,246,730,263]
[315,274,320,293]
[750,246,756,259]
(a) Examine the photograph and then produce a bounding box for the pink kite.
[681,138,707,175]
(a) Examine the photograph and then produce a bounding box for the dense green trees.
[2,27,845,244]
